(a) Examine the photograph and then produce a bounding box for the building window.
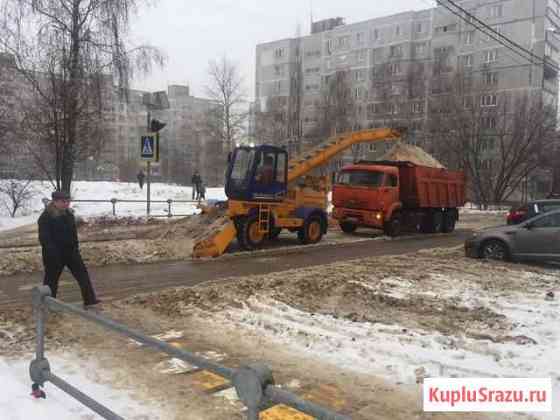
[389,63,401,75]
[372,28,379,41]
[435,24,457,34]
[461,54,473,67]
[481,94,497,107]
[412,102,424,113]
[354,87,362,99]
[390,45,403,57]
[357,49,367,62]
[484,71,499,86]
[326,39,335,55]
[354,69,366,82]
[482,117,497,129]
[369,144,377,152]
[464,31,474,45]
[489,4,503,18]
[464,96,473,109]
[483,49,498,63]
[274,80,282,93]
[414,43,426,55]
[356,32,365,44]
[415,22,423,33]
[274,48,285,58]
[337,36,350,49]
[391,103,399,114]
[395,25,401,36]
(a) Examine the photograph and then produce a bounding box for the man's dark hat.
[52,191,70,200]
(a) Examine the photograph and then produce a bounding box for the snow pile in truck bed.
[381,143,446,169]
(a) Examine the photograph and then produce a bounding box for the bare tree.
[0,178,35,217]
[428,72,557,206]
[0,0,165,193]
[205,56,247,154]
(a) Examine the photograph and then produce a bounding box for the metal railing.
[29,286,350,420]
[42,198,204,217]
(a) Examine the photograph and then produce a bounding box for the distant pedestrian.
[191,170,201,200]
[137,170,145,190]
[38,191,100,308]
[198,183,206,202]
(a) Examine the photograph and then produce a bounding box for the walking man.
[191,170,201,200]
[198,183,206,202]
[137,170,145,190]
[38,191,100,307]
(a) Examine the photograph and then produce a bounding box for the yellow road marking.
[259,404,313,420]
[189,370,230,393]
[303,383,346,411]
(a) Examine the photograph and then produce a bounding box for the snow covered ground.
[177,251,559,418]
[0,352,171,419]
[0,181,227,232]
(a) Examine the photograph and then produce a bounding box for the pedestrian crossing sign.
[140,133,159,161]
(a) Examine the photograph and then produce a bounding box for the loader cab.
[225,145,288,201]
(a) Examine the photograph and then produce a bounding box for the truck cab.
[332,164,401,233]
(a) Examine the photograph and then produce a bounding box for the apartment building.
[254,0,559,181]
[0,54,218,185]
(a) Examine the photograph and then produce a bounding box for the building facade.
[254,0,560,194]
[0,54,218,186]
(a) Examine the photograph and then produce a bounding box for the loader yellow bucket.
[192,220,237,258]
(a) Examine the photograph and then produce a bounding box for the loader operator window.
[231,149,255,182]
[256,153,275,185]
[337,170,384,187]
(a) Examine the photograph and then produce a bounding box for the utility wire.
[437,0,559,71]
[417,0,532,71]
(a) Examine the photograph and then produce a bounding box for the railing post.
[246,407,259,420]
[29,286,52,389]
[167,199,172,218]
[233,363,273,420]
[110,198,117,216]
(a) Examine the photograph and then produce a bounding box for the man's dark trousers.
[43,249,96,304]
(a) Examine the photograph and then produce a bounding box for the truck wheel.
[298,216,323,244]
[430,211,444,233]
[339,222,357,233]
[239,215,266,250]
[383,213,402,237]
[442,211,456,233]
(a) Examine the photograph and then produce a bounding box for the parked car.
[506,199,560,225]
[465,209,560,262]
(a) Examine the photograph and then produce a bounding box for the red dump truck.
[332,161,466,236]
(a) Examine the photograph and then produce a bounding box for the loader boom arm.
[287,128,403,183]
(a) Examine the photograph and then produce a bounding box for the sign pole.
[146,111,151,216]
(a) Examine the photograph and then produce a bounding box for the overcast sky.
[130,0,436,99]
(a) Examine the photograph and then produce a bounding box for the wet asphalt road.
[0,229,472,308]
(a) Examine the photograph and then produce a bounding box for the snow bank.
[0,181,227,232]
[0,352,170,419]
[212,274,560,418]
